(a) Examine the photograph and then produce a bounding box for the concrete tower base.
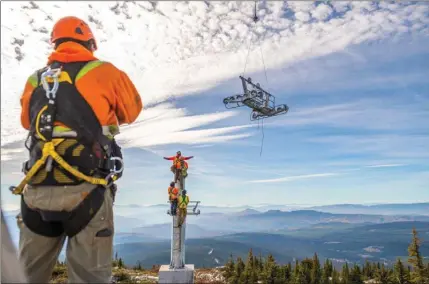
[158,264,195,284]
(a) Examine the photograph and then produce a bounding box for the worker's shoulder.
[77,60,131,81]
[25,66,49,88]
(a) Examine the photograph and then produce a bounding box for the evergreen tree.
[342,263,350,284]
[350,264,363,284]
[295,258,312,284]
[311,253,321,284]
[293,259,300,282]
[235,257,245,283]
[392,258,410,284]
[331,268,341,284]
[134,261,143,271]
[275,265,286,284]
[284,263,292,284]
[375,264,390,284]
[363,260,373,280]
[224,254,236,282]
[254,255,260,275]
[117,257,124,269]
[263,253,277,284]
[321,259,332,284]
[244,249,258,284]
[408,228,426,284]
[259,254,264,272]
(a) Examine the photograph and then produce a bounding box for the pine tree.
[392,258,410,284]
[237,257,245,277]
[363,260,373,280]
[311,253,321,284]
[134,261,143,271]
[118,257,124,269]
[375,264,390,284]
[331,268,341,284]
[408,228,426,284]
[224,254,236,282]
[275,265,286,284]
[296,258,312,284]
[263,253,277,284]
[293,259,300,282]
[321,266,330,284]
[350,264,363,284]
[254,256,260,275]
[342,263,350,284]
[284,263,292,284]
[244,249,258,284]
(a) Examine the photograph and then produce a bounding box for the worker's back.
[12,16,143,284]
[20,41,142,137]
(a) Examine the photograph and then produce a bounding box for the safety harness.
[10,61,123,238]
[10,61,123,195]
[178,195,189,209]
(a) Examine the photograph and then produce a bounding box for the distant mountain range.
[3,203,429,245]
[187,209,429,234]
[115,221,429,268]
[3,202,429,268]
[308,203,429,216]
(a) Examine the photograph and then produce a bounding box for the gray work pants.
[17,182,114,283]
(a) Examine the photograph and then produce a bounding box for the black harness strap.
[29,61,104,148]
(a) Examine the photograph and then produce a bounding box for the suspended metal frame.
[223,76,289,121]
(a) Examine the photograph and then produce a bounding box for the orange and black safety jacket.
[165,156,193,169]
[168,186,179,201]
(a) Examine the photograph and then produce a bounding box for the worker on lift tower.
[163,151,194,182]
[178,189,190,226]
[168,182,179,215]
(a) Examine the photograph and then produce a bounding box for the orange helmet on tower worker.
[50,16,97,51]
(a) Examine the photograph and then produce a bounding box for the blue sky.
[1,1,428,210]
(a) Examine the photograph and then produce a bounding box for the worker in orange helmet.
[168,182,179,216]
[15,16,143,283]
[163,151,193,182]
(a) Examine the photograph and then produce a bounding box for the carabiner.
[41,67,61,100]
[109,156,124,174]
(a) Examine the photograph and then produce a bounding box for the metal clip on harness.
[105,157,124,187]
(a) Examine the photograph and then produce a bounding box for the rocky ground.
[50,264,225,284]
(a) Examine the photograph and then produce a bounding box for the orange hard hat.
[50,16,97,51]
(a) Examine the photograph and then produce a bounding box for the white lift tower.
[158,168,201,283]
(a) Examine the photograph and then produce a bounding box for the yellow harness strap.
[11,138,110,195]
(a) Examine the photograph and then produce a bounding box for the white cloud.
[269,98,429,132]
[311,4,334,21]
[365,164,407,168]
[1,1,427,154]
[116,103,253,148]
[248,172,340,184]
